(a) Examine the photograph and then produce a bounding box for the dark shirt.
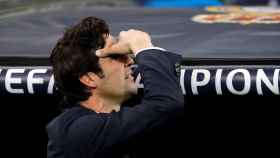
[46,49,184,158]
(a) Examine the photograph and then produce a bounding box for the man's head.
[51,16,137,107]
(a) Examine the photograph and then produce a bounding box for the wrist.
[134,47,166,56]
[132,43,154,55]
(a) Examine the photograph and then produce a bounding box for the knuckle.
[119,31,126,35]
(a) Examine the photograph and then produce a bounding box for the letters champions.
[0,66,279,96]
[181,67,280,96]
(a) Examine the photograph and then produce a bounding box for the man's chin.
[121,88,140,107]
[130,85,138,95]
[123,86,138,99]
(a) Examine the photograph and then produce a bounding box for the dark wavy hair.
[50,16,109,106]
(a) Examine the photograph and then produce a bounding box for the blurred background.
[1,0,279,20]
[0,0,279,12]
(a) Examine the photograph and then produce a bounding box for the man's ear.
[79,72,98,88]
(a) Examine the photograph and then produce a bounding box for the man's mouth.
[125,70,134,81]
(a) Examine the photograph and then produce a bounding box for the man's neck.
[80,95,121,113]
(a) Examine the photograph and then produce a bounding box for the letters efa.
[0,67,54,95]
[0,66,279,96]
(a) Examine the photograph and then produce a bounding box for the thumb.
[95,49,106,57]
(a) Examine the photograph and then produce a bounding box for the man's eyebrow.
[106,54,124,59]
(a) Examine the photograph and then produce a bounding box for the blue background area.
[143,0,222,8]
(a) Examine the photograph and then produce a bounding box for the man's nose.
[125,56,134,67]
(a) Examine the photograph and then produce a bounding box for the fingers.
[96,42,130,57]
[96,31,131,57]
[96,29,153,57]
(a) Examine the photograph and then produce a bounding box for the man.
[47,16,184,158]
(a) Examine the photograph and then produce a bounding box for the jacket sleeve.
[99,49,184,149]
